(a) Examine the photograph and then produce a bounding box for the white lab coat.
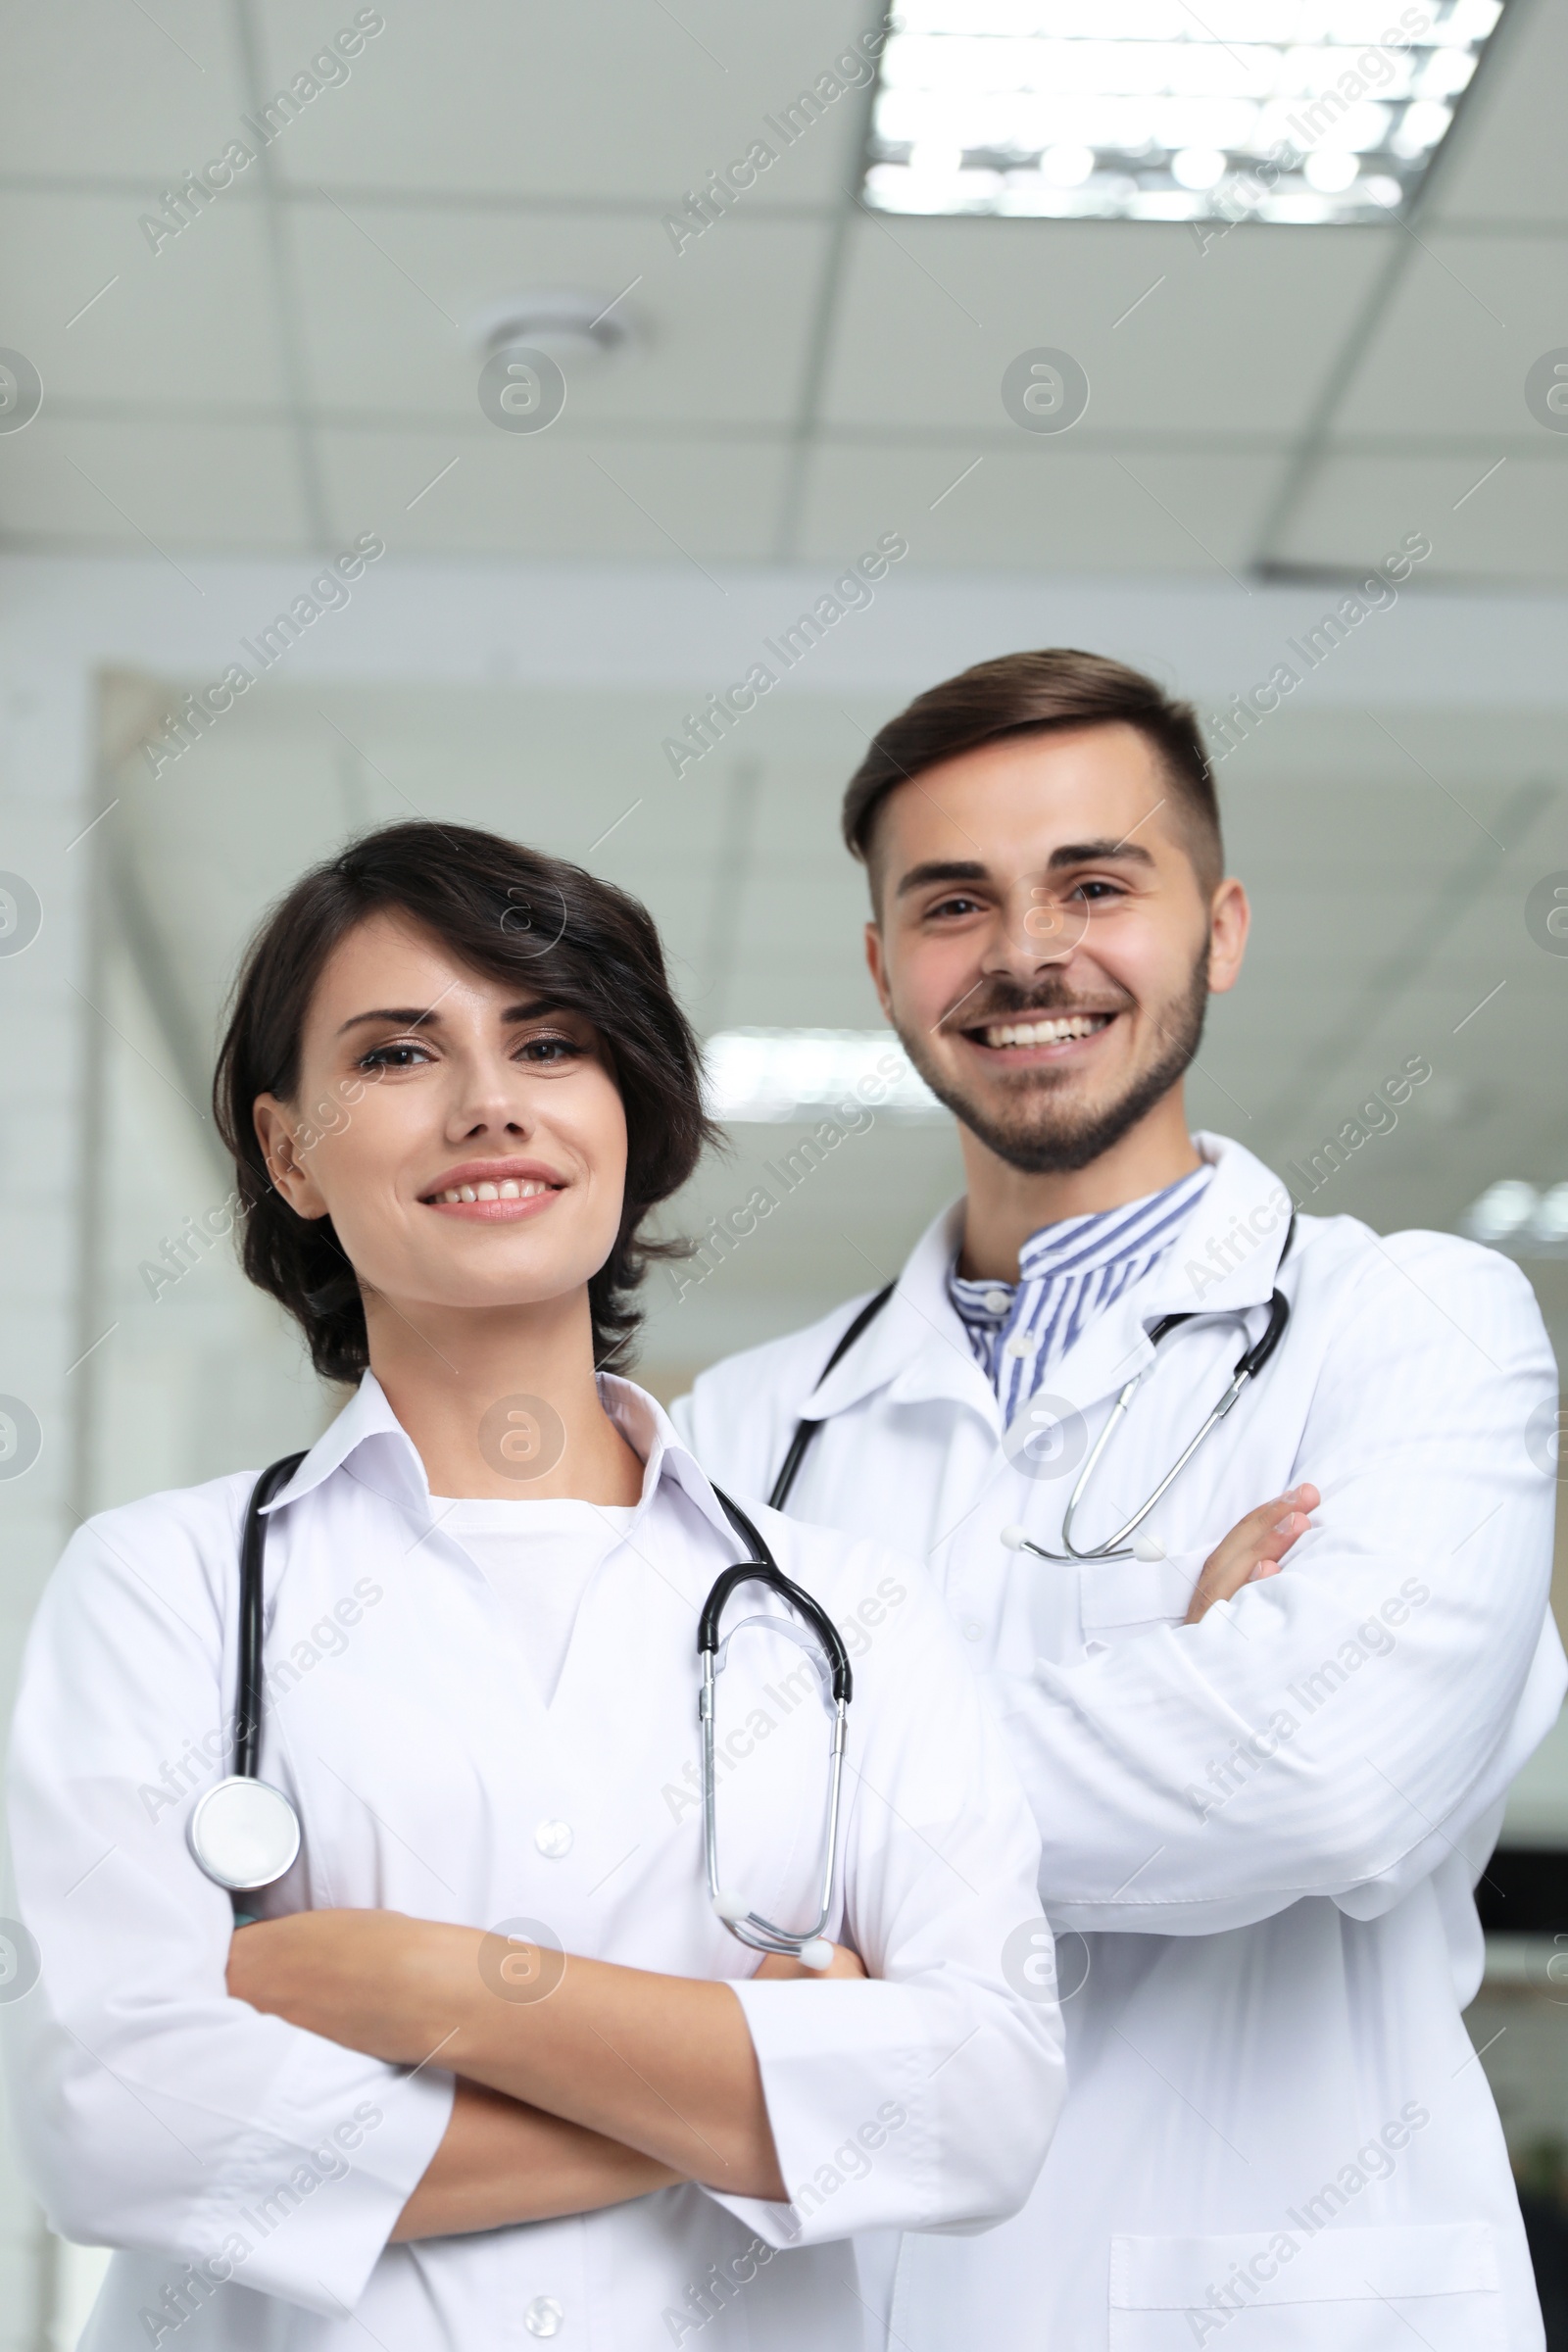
[3,1375,1063,2352]
[677,1134,1565,2352]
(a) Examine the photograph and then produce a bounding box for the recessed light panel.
[862,0,1505,226]
[704,1030,942,1122]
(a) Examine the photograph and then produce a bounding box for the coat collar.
[264,1369,744,1551]
[801,1134,1295,1432]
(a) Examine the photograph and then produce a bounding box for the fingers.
[1185,1485,1320,1624]
[752,1942,865,1982]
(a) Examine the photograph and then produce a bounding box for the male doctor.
[677,649,1565,2350]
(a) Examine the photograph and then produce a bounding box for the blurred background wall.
[2,0,1568,2340]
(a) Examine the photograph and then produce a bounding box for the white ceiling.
[1,0,1565,576]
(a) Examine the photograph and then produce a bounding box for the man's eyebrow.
[1047,838,1156,871]
[893,842,1155,900]
[894,860,988,901]
[334,997,562,1038]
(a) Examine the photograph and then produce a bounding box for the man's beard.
[896,949,1210,1177]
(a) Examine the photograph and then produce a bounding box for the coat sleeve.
[1,1498,453,2314]
[714,1535,1065,2246]
[989,1235,1565,1936]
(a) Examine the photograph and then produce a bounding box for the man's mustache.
[937,984,1134,1032]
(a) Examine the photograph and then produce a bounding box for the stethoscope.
[768,1219,1295,1566]
[187,1448,308,1902]
[190,1453,852,1973]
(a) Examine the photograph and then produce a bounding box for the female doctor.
[4,821,1062,2352]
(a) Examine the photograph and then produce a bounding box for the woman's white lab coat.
[677,1134,1564,2352]
[3,1376,1063,2352]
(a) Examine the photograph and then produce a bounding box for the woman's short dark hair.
[214,821,716,1384]
[842,648,1221,890]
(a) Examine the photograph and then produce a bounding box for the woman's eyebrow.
[335,1005,440,1036]
[335,996,568,1038]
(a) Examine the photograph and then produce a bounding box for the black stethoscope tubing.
[214,1451,854,1956]
[768,1218,1295,1525]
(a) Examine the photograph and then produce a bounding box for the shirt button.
[961,1619,984,1642]
[1003,1332,1037,1358]
[983,1288,1011,1315]
[534,1820,573,1859]
[525,2296,564,2337]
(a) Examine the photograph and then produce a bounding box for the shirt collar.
[264,1368,743,1551]
[950,1160,1214,1324]
[799,1133,1296,1426]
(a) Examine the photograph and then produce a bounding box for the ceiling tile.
[0,1,249,178]
[1277,450,1568,581]
[285,199,829,428]
[819,215,1394,437]
[1330,234,1567,440]
[316,424,788,560]
[0,192,289,411]
[255,0,872,207]
[1427,0,1568,227]
[795,444,1282,574]
[0,417,312,554]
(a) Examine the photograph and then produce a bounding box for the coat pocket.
[1107,2221,1502,2350]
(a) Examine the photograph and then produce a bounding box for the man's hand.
[753,1942,867,1982]
[1185,1485,1319,1625]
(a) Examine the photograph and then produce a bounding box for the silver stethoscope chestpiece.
[187,1775,302,1892]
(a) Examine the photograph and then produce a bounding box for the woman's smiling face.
[253,909,629,1321]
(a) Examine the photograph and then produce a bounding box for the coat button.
[524,2295,564,2336]
[534,1820,573,1858]
[962,1619,984,1642]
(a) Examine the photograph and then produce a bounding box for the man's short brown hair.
[842,648,1222,891]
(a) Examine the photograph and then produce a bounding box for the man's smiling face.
[862,721,1249,1174]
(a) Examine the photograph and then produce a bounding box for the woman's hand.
[752,1942,867,1982]
[1184,1485,1320,1626]
[227,1908,457,2065]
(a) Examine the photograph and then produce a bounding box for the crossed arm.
[226,1910,862,2240]
[227,1492,1312,2245]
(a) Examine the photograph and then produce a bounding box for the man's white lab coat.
[677,1134,1565,2351]
[4,1375,1062,2352]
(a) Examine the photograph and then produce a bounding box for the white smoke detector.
[468,289,638,371]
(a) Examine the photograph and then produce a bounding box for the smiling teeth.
[435,1178,548,1203]
[984,1015,1107,1048]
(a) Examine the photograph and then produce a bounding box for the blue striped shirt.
[950,1163,1214,1422]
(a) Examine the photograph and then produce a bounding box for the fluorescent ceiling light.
[1460,1180,1568,1253]
[704,1030,942,1123]
[862,1,1505,226]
